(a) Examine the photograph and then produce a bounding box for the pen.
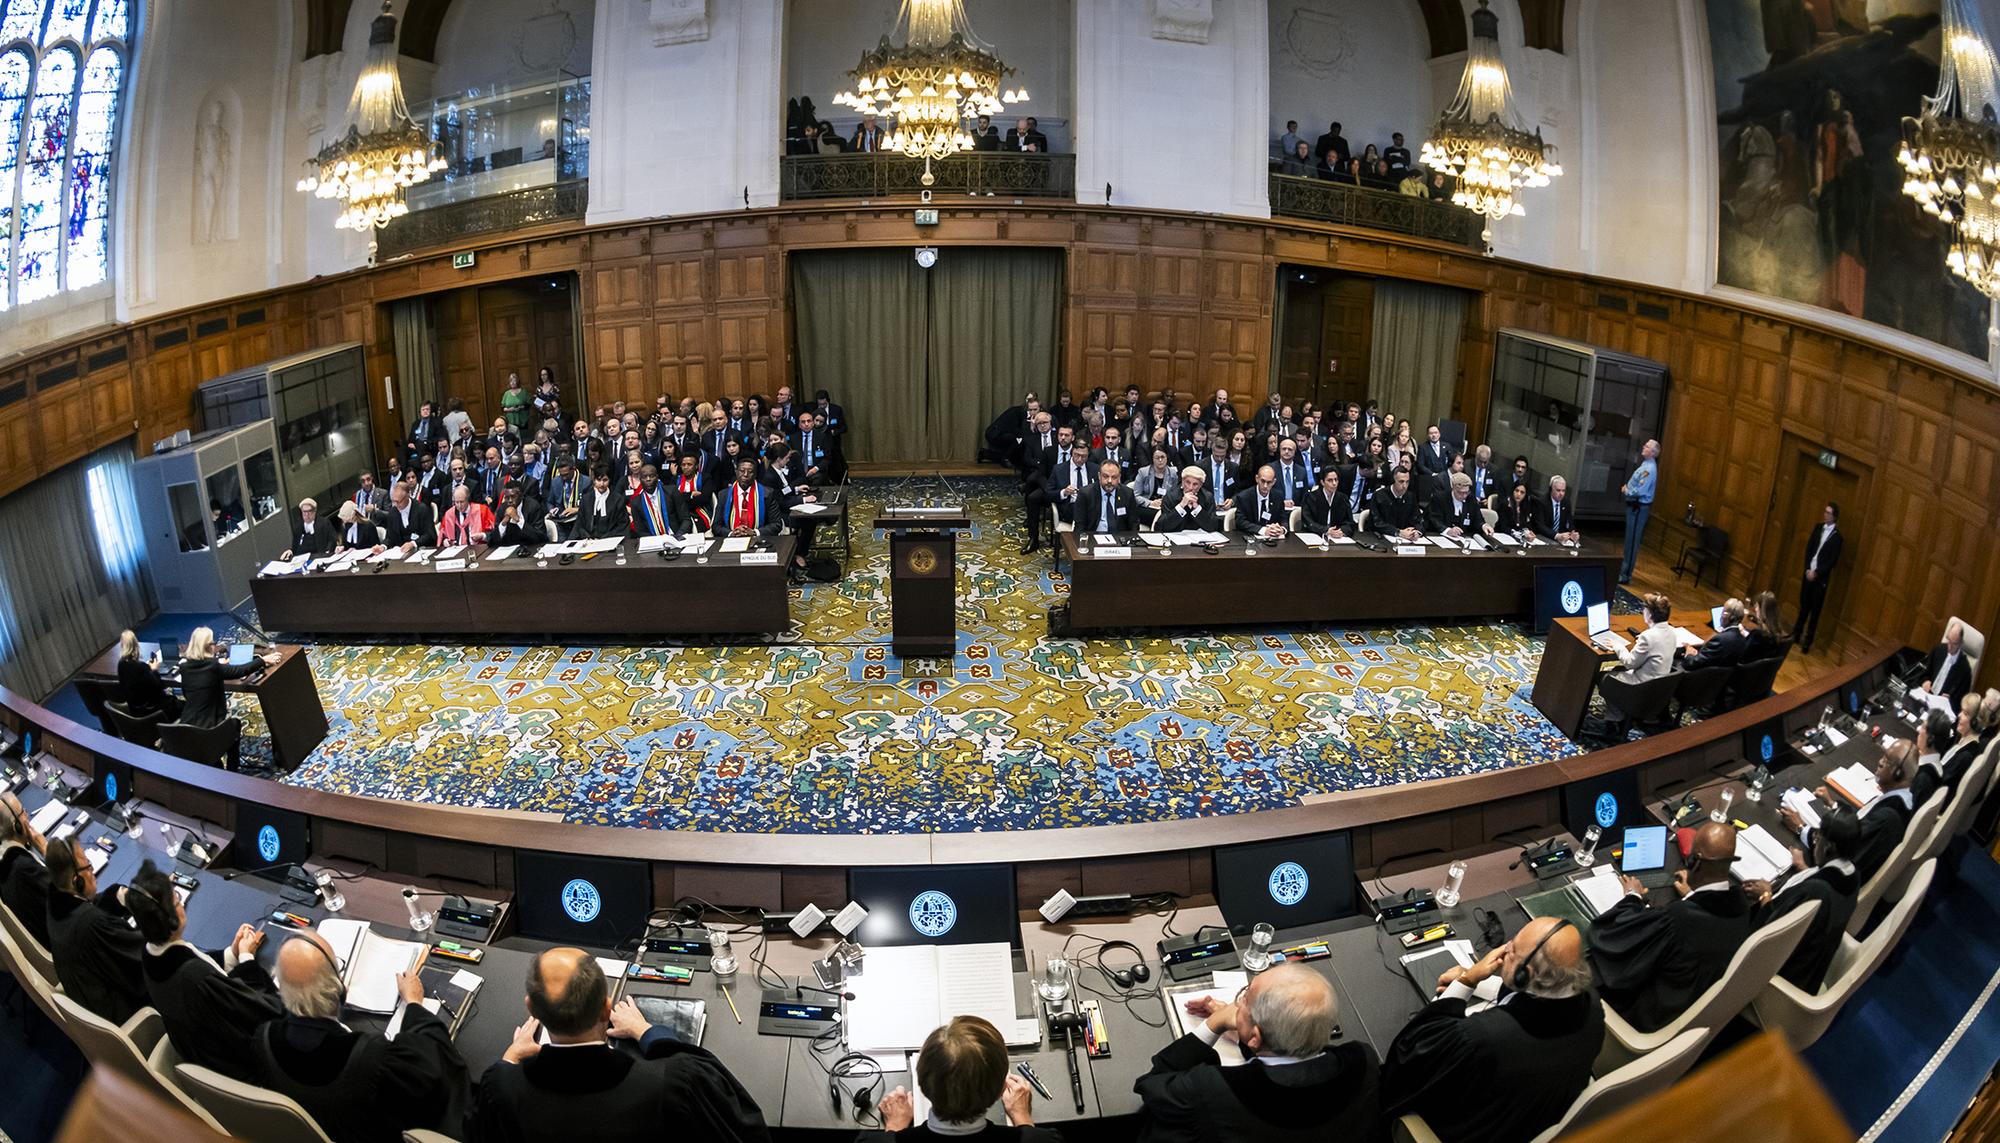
[1015,1061,1052,1100]
[721,986,743,1024]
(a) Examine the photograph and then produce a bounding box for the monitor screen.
[226,644,255,667]
[1586,601,1610,636]
[231,800,311,875]
[1742,719,1787,771]
[1213,831,1359,934]
[92,755,134,808]
[513,851,654,945]
[1561,769,1642,838]
[848,865,1020,947]
[1532,565,1607,634]
[1845,684,1864,716]
[1620,825,1669,873]
[1710,605,1726,631]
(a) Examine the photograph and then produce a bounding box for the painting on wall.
[1708,0,1989,357]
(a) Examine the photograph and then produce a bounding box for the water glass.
[1242,923,1277,972]
[1745,766,1772,804]
[1437,860,1467,908]
[316,871,346,914]
[1036,955,1073,1003]
[710,929,738,978]
[1575,825,1601,868]
[402,887,435,933]
[1711,787,1735,824]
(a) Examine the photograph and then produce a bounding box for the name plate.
[740,552,781,565]
[1093,546,1132,558]
[434,558,468,571]
[1393,545,1427,556]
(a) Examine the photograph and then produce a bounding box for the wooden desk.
[249,536,795,638]
[1058,532,1622,630]
[79,643,329,770]
[1532,615,1719,741]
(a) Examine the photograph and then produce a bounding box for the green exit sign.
[451,250,476,270]
[1818,449,1839,470]
[914,208,939,226]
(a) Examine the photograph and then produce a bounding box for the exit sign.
[452,250,476,270]
[1818,449,1839,470]
[914,208,939,226]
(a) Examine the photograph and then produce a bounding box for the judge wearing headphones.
[125,861,283,1081]
[1381,917,1602,1143]
[44,836,149,1023]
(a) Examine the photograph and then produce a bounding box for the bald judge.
[1381,917,1602,1143]
[1586,821,1754,1033]
[468,947,770,1143]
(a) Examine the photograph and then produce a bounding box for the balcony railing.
[780,152,1076,201]
[376,179,589,259]
[1268,174,1485,249]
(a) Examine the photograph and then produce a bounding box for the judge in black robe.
[126,862,284,1081]
[1587,823,1754,1033]
[0,791,52,948]
[44,838,148,1024]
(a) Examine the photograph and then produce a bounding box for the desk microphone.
[793,982,855,1002]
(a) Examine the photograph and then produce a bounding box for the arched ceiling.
[300,0,452,61]
[1413,0,1564,57]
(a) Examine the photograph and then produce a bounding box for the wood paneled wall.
[1,201,1994,680]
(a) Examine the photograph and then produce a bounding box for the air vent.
[86,344,128,371]
[194,316,230,338]
[0,380,26,407]
[235,307,265,327]
[1596,293,1629,312]
[1637,301,1670,321]
[35,361,77,389]
[152,327,188,350]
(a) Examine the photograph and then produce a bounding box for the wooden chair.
[1674,524,1729,588]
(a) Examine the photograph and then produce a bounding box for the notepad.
[317,918,426,1015]
[790,502,831,516]
[719,537,752,553]
[1166,970,1250,1065]
[1296,533,1327,549]
[1827,762,1882,808]
[1138,532,1168,547]
[485,545,517,562]
[634,997,708,1046]
[1571,865,1629,916]
[1733,825,1792,883]
[1781,788,1824,831]
[1399,941,1504,1007]
[846,942,1020,1053]
[28,800,66,835]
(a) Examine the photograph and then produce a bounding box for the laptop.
[1710,605,1726,631]
[1587,602,1625,652]
[226,644,255,667]
[1617,825,1676,890]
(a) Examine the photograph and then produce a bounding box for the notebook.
[845,943,1034,1052]
[633,996,707,1046]
[317,918,427,1015]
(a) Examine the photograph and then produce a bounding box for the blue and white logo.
[560,878,602,923]
[1593,792,1620,829]
[1268,861,1310,906]
[103,773,117,802]
[256,824,281,863]
[1760,734,1775,764]
[1560,580,1585,615]
[910,890,958,938]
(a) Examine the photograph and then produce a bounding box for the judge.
[1587,822,1753,1033]
[876,1016,1056,1141]
[1154,468,1218,533]
[249,931,467,1143]
[1916,619,1975,713]
[1075,461,1140,535]
[1381,917,1601,1143]
[578,468,631,540]
[44,837,148,1024]
[0,790,52,948]
[1781,739,1915,883]
[280,498,337,560]
[1915,694,1995,808]
[126,861,283,1081]
[468,948,771,1142]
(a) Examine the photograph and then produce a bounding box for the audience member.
[875,1015,1056,1141]
[1588,822,1753,1033]
[1313,121,1350,170]
[125,861,282,1081]
[1281,140,1314,177]
[1277,120,1303,160]
[1006,117,1048,152]
[1382,133,1412,181]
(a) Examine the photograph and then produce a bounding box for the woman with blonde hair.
[115,629,180,720]
[177,627,277,735]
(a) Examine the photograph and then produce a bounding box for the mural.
[1709,0,1989,357]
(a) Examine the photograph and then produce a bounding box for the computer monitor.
[1213,831,1360,934]
[1561,769,1642,838]
[513,851,654,945]
[1620,825,1669,873]
[1532,565,1607,634]
[92,755,134,808]
[1586,601,1611,637]
[1710,605,1726,631]
[226,644,255,668]
[231,801,311,875]
[1742,718,1787,771]
[848,865,1020,947]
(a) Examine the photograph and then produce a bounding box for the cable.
[1057,931,1168,1028]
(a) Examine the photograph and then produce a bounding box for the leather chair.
[1669,666,1732,725]
[51,995,225,1130]
[104,700,165,749]
[1596,672,1681,742]
[74,678,125,739]
[175,1063,338,1143]
[1850,788,1946,935]
[1948,615,1986,681]
[0,908,65,1029]
[1674,524,1730,588]
[1595,899,1818,1074]
[1749,859,1936,1050]
[157,718,242,769]
[1722,657,1783,711]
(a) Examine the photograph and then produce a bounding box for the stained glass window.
[0,0,128,307]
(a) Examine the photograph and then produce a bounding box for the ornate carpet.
[248,477,1587,835]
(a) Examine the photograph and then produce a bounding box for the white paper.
[1427,535,1458,549]
[449,968,483,992]
[434,545,467,559]
[848,942,1020,1053]
[1823,726,1850,748]
[317,918,422,1015]
[595,957,629,981]
[364,550,397,564]
[1827,762,1882,807]
[1571,867,1628,917]
[85,846,108,874]
[1670,626,1706,649]
[384,998,442,1040]
[683,539,714,555]
[1733,825,1792,883]
[637,534,672,553]
[258,556,310,576]
[1488,532,1520,546]
[1296,533,1327,549]
[1331,534,1357,545]
[28,800,66,835]
[1167,970,1249,1065]
[404,549,431,564]
[1191,530,1230,544]
[485,545,517,562]
[586,538,625,553]
[719,537,752,553]
[790,502,831,516]
[1782,788,1824,830]
[1137,533,1168,547]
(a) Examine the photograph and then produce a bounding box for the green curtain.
[790,247,1064,464]
[1369,280,1472,424]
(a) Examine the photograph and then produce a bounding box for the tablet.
[1620,825,1669,873]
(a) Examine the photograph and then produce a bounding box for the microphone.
[793,982,855,1002]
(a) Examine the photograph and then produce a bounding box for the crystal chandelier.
[1419,0,1561,242]
[1899,0,2000,295]
[294,1,446,231]
[832,0,1028,193]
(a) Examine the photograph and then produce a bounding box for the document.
[1781,788,1824,831]
[846,942,1020,1052]
[1330,535,1357,545]
[1733,825,1792,883]
[1822,725,1850,748]
[28,800,67,835]
[1488,532,1521,547]
[789,502,831,516]
[1165,970,1249,1065]
[434,545,467,559]
[1191,530,1230,544]
[637,535,672,553]
[1399,941,1504,1008]
[1426,535,1459,549]
[317,918,424,1015]
[1295,533,1327,549]
[719,537,752,553]
[258,556,311,577]
[485,546,517,562]
[1827,762,1882,808]
[1570,865,1628,917]
[1137,532,1168,547]
[1670,626,1706,649]
[585,537,625,553]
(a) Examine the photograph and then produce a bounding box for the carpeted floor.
[229,476,1588,834]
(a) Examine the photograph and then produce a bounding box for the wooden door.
[1318,276,1375,411]
[436,288,486,430]
[1758,441,1865,632]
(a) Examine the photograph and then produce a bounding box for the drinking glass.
[1437,860,1467,908]
[1037,955,1073,1003]
[710,929,738,978]
[1575,825,1601,868]
[1242,923,1277,972]
[1711,787,1735,824]
[316,871,346,914]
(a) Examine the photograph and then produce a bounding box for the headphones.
[1096,939,1152,988]
[826,1052,883,1125]
[1511,918,1573,991]
[298,933,350,1011]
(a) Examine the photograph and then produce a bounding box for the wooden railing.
[375,179,590,259]
[1268,172,1486,248]
[780,152,1076,201]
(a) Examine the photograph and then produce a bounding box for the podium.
[875,508,969,658]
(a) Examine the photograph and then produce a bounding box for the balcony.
[1268,174,1485,249]
[780,152,1076,202]
[377,180,589,260]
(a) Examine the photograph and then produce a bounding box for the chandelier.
[832,0,1028,193]
[1898,0,2000,295]
[294,1,446,231]
[1419,0,1561,242]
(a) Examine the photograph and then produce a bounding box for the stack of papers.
[485,545,518,562]
[1399,941,1503,1009]
[846,943,1032,1053]
[1781,788,1824,830]
[1733,825,1793,882]
[1296,533,1327,549]
[790,502,831,516]
[1671,627,1706,649]
[718,537,752,554]
[1137,533,1169,547]
[28,800,67,835]
[258,556,311,577]
[1165,970,1250,1065]
[1488,532,1521,547]
[1826,763,1882,808]
[318,919,426,1015]
[1570,865,1628,917]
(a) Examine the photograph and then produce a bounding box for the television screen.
[1213,831,1359,934]
[231,801,311,875]
[1533,564,1608,634]
[848,865,1020,947]
[1561,769,1642,838]
[513,851,654,946]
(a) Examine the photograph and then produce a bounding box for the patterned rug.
[247,476,1586,835]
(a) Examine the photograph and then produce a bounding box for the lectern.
[874,508,970,658]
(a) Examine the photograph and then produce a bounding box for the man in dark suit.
[475,446,511,506]
[792,409,839,486]
[1021,423,1076,554]
[375,481,436,554]
[250,931,466,1143]
[1093,426,1135,481]
[1203,441,1244,503]
[1382,917,1601,1143]
[1154,468,1218,533]
[1465,445,1500,505]
[1680,598,1750,671]
[1271,439,1312,508]
[970,114,1000,150]
[126,862,282,1081]
[1039,442,1097,541]
[1369,467,1422,542]
[471,949,769,1143]
[543,457,585,542]
[1424,473,1492,542]
[1414,424,1454,481]
[1136,963,1379,1143]
[1020,412,1063,480]
[1423,453,1465,509]
[281,498,337,560]
[578,468,631,540]
[1782,740,1917,884]
[1535,476,1581,543]
[44,838,148,1024]
[983,394,1039,467]
[1500,454,1534,505]
[1005,116,1049,152]
[0,790,51,948]
[1233,465,1289,540]
[1588,822,1754,1033]
[347,471,389,515]
[404,401,446,466]
[1301,467,1354,539]
[486,488,545,548]
[1797,501,1842,652]
[1075,461,1140,535]
[1313,121,1351,169]
[1917,620,1975,712]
